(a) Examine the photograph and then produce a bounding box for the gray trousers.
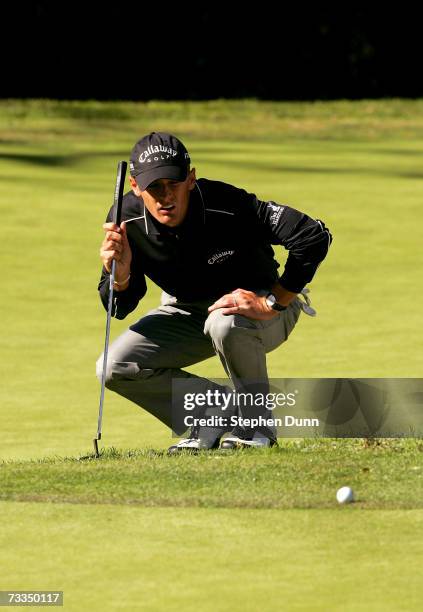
[96,292,302,436]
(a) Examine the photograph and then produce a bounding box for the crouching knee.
[205,310,257,349]
[96,354,113,386]
[95,355,141,386]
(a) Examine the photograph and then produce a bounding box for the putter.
[93,160,127,457]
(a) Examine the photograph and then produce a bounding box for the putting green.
[1,501,422,611]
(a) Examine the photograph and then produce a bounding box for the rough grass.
[2,98,423,142]
[1,440,422,509]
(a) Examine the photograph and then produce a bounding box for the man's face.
[130,168,196,227]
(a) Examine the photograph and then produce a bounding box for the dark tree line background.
[3,3,422,100]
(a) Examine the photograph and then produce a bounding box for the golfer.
[97,132,332,452]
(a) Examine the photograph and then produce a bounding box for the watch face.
[266,293,286,311]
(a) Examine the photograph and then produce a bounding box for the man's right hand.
[100,221,132,288]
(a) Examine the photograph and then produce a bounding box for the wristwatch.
[265,293,287,311]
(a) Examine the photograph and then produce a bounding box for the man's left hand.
[208,289,277,320]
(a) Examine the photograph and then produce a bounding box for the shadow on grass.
[0,150,129,168]
[76,447,166,462]
[3,148,423,181]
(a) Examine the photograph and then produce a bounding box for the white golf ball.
[336,486,355,504]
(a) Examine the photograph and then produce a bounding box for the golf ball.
[336,486,355,504]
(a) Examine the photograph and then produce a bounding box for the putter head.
[93,437,100,458]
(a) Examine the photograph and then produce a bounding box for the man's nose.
[159,184,172,201]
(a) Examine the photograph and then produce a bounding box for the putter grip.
[113,161,127,226]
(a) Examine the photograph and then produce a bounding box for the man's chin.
[155,210,183,227]
[161,217,180,227]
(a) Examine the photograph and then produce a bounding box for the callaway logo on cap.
[129,132,191,191]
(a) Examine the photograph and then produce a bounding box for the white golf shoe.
[220,431,278,450]
[167,431,221,454]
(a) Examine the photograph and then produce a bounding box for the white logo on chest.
[208,250,235,264]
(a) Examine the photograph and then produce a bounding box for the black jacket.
[98,178,332,319]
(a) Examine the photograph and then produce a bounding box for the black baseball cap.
[129,132,191,191]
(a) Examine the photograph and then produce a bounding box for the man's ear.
[129,176,142,196]
[188,167,197,191]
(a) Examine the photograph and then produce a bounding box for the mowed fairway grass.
[1,99,423,610]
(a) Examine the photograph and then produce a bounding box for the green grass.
[1,99,422,611]
[1,99,422,460]
[1,501,421,611]
[1,440,422,509]
[1,440,423,610]
[2,97,423,141]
